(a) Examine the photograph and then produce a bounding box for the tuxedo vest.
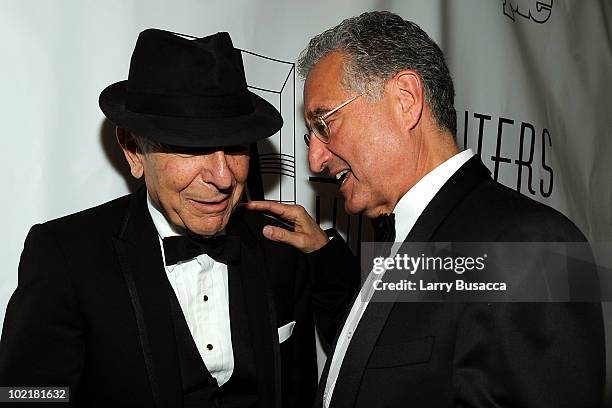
[168,260,259,408]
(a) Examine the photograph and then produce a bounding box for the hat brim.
[99,81,283,147]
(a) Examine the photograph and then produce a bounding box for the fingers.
[244,200,305,222]
[262,225,305,249]
[245,201,329,252]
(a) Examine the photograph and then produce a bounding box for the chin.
[343,200,365,217]
[345,199,384,219]
[185,217,228,237]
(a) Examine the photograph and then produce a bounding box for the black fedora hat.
[99,29,282,147]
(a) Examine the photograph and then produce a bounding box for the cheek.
[352,127,399,185]
[348,122,384,169]
[229,155,250,184]
[158,161,180,188]
[145,158,197,204]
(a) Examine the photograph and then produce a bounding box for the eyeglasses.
[303,94,362,148]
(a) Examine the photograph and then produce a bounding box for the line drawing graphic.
[242,49,296,204]
[503,0,553,24]
[242,49,371,253]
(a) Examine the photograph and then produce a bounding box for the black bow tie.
[162,234,240,266]
[371,213,396,243]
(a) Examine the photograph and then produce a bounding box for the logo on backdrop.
[458,110,554,199]
[503,0,553,24]
[242,51,297,205]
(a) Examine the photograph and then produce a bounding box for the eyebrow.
[306,106,332,119]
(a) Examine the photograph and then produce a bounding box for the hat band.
[125,90,254,118]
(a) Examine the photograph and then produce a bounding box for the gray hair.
[132,133,164,153]
[297,11,456,136]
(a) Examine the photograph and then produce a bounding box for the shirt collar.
[393,149,475,242]
[146,192,225,270]
[147,192,183,239]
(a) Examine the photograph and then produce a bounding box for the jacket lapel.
[228,212,282,408]
[112,188,183,408]
[328,156,491,407]
[405,156,491,243]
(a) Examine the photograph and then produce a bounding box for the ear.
[116,127,145,179]
[392,70,424,130]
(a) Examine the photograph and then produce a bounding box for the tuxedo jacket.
[0,188,359,407]
[323,157,605,408]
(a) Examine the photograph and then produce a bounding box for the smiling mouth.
[335,169,352,185]
[192,196,229,204]
[188,196,231,212]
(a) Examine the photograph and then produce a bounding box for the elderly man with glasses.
[247,11,605,408]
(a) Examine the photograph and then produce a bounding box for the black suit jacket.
[323,157,605,408]
[0,188,358,407]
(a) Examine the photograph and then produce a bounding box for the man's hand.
[244,201,329,253]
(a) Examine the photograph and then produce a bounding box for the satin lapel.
[314,359,331,408]
[112,189,182,408]
[229,214,281,408]
[329,156,491,408]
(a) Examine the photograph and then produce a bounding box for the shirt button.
[203,294,209,302]
[347,330,353,339]
[206,344,213,351]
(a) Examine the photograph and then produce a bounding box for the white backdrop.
[1,0,611,397]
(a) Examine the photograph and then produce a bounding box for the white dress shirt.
[147,194,234,386]
[322,149,475,407]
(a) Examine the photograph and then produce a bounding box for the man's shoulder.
[464,178,586,241]
[20,193,139,268]
[41,192,135,238]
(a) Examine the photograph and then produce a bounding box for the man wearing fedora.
[0,29,357,407]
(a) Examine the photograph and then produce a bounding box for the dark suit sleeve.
[0,224,85,394]
[304,231,360,350]
[452,219,605,408]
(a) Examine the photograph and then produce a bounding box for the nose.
[308,136,332,174]
[200,150,233,190]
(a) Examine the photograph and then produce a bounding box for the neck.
[385,127,458,215]
[418,129,459,175]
